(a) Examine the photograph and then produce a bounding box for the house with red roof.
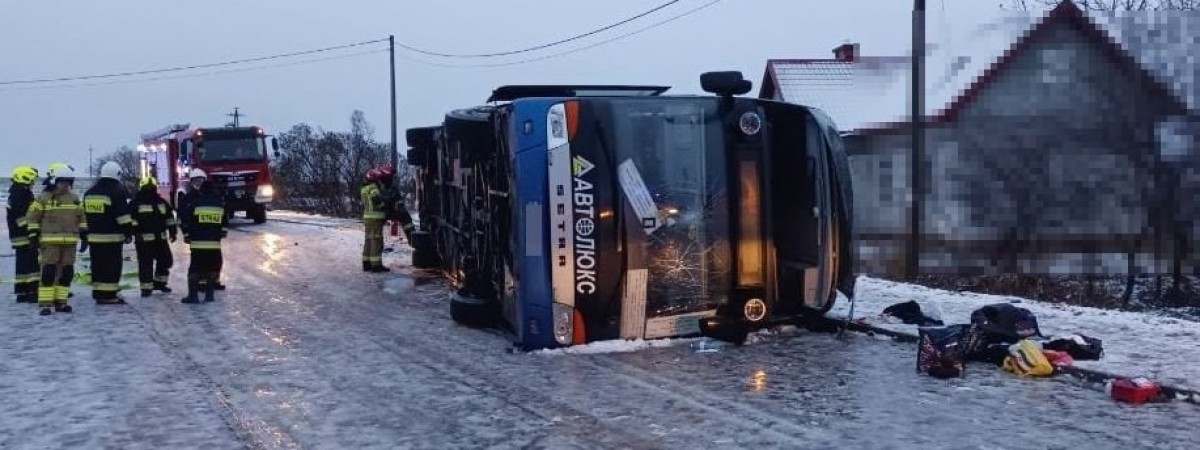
[761,0,1200,279]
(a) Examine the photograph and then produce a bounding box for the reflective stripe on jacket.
[26,191,86,245]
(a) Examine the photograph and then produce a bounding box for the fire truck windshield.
[602,98,732,315]
[198,137,266,163]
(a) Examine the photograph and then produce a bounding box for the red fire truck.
[138,123,280,223]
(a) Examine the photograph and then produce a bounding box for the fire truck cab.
[139,123,279,224]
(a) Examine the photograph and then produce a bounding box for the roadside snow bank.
[831,276,1200,390]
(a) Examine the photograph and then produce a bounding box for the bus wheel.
[450,291,497,328]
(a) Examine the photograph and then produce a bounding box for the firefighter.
[130,176,177,297]
[377,164,416,243]
[42,162,73,193]
[360,168,388,272]
[177,169,225,291]
[83,161,135,304]
[25,167,86,315]
[178,169,227,303]
[7,166,40,303]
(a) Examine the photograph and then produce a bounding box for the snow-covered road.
[2,216,1198,449]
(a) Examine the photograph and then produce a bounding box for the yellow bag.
[1002,339,1055,377]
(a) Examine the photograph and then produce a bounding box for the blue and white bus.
[406,72,855,350]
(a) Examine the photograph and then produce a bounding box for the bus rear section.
[406,74,854,350]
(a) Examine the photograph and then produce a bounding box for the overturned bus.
[405,71,854,350]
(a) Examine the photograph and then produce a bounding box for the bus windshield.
[603,98,732,316]
[199,137,266,163]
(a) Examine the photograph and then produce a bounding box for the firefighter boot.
[39,307,52,316]
[141,289,153,298]
[153,282,172,294]
[203,276,216,302]
[181,279,200,304]
[363,261,372,272]
[55,304,73,313]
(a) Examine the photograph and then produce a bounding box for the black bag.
[969,303,1043,340]
[1043,334,1104,360]
[883,300,944,326]
[918,325,968,378]
[958,324,1012,366]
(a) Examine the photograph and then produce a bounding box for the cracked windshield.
[608,99,731,316]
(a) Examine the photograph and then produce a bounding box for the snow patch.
[531,337,698,355]
[832,276,1200,390]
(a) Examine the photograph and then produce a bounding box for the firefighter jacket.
[83,178,135,244]
[130,188,178,242]
[26,191,87,245]
[179,186,228,250]
[360,183,386,220]
[378,185,414,228]
[6,183,35,248]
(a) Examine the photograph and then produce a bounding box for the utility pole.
[227,107,243,127]
[908,0,926,281]
[389,34,399,169]
[88,145,94,176]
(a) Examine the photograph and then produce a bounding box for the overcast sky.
[0,0,1011,173]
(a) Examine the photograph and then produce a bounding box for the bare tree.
[271,111,406,218]
[1004,0,1199,10]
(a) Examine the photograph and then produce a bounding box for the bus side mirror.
[271,137,280,158]
[700,71,752,97]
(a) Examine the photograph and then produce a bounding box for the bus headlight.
[739,111,762,135]
[547,103,568,149]
[552,303,574,345]
[256,184,275,200]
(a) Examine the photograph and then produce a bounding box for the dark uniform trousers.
[89,243,123,300]
[136,236,173,290]
[14,245,40,298]
[188,249,222,294]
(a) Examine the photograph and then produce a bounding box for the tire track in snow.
[237,220,835,446]
[124,293,286,450]
[245,224,826,447]
[232,226,666,449]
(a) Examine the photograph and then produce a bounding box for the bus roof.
[487,85,670,102]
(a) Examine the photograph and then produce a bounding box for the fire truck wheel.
[250,205,267,224]
[450,291,498,328]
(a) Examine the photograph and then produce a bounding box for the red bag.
[1042,350,1074,367]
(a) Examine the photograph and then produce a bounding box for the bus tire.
[444,107,494,167]
[450,291,497,328]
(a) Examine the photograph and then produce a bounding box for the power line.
[395,0,723,68]
[394,0,681,58]
[0,38,387,85]
[0,49,387,92]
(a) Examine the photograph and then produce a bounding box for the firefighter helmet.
[188,168,208,180]
[378,163,395,178]
[54,167,77,182]
[47,162,73,177]
[99,161,123,179]
[12,166,38,185]
[366,168,383,182]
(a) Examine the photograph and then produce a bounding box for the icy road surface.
[1,216,1198,450]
